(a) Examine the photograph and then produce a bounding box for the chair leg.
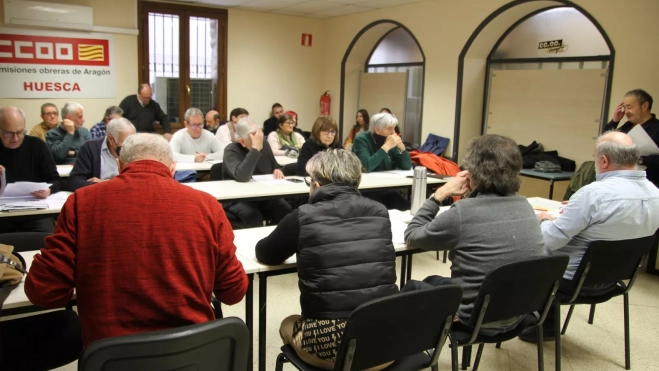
[537,325,545,371]
[561,305,575,335]
[473,344,485,371]
[588,304,596,325]
[496,342,502,349]
[450,338,459,371]
[461,345,472,370]
[443,250,448,263]
[436,251,440,260]
[624,293,631,370]
[275,353,287,371]
[555,304,562,371]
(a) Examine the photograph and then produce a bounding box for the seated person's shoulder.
[22,134,47,148]
[355,195,390,215]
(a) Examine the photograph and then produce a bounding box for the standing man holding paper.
[605,89,659,187]
[0,106,62,233]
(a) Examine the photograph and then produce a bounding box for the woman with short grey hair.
[256,149,398,370]
[351,112,412,210]
[404,134,547,332]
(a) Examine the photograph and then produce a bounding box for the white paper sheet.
[391,219,408,245]
[251,174,290,186]
[45,192,71,209]
[628,125,659,156]
[0,182,50,198]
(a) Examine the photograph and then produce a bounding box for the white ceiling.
[179,0,427,18]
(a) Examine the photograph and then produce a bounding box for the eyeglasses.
[282,121,295,126]
[304,177,315,187]
[42,112,58,116]
[321,129,336,135]
[188,123,204,129]
[0,128,26,139]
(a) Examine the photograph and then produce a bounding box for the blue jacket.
[69,138,103,191]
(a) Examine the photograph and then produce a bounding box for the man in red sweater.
[25,133,248,347]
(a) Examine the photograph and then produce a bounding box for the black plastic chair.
[210,162,223,181]
[0,232,50,253]
[78,317,250,371]
[274,285,463,371]
[554,236,655,371]
[449,255,569,371]
[0,232,83,371]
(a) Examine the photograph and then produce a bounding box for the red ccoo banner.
[0,33,110,67]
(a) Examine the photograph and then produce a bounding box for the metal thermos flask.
[410,166,427,215]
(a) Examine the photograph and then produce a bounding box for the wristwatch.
[429,194,443,206]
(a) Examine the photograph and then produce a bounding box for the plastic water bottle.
[410,166,427,215]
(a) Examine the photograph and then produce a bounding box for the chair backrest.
[210,163,224,181]
[572,236,655,288]
[78,317,249,371]
[334,285,462,371]
[281,163,297,177]
[468,255,569,328]
[0,232,49,252]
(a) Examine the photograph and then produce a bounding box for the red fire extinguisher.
[320,91,331,117]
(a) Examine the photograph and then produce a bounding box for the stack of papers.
[0,200,49,212]
[0,182,52,211]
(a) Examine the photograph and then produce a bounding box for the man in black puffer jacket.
[255,149,399,371]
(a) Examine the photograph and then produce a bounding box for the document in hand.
[628,125,659,156]
[0,182,51,198]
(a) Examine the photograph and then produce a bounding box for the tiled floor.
[55,251,659,370]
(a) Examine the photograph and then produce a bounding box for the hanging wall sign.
[538,39,568,54]
[0,28,115,98]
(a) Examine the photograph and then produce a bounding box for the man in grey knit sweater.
[405,135,547,331]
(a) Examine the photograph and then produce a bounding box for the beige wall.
[322,0,659,157]
[227,9,324,130]
[0,0,138,129]
[3,0,659,138]
[0,1,325,131]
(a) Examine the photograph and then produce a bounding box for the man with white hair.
[520,131,659,343]
[26,133,249,347]
[170,107,225,163]
[46,102,91,164]
[0,106,62,233]
[68,118,136,191]
[352,112,412,210]
[222,117,292,228]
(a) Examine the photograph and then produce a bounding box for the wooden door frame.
[137,1,228,124]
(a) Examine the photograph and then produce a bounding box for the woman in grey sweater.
[404,134,547,330]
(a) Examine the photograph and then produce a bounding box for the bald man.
[204,110,221,135]
[119,83,172,141]
[520,131,659,343]
[0,106,61,233]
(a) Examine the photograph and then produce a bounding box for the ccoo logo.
[0,33,109,66]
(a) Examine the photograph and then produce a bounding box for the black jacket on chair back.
[297,183,399,319]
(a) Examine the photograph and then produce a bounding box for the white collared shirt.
[100,137,119,180]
